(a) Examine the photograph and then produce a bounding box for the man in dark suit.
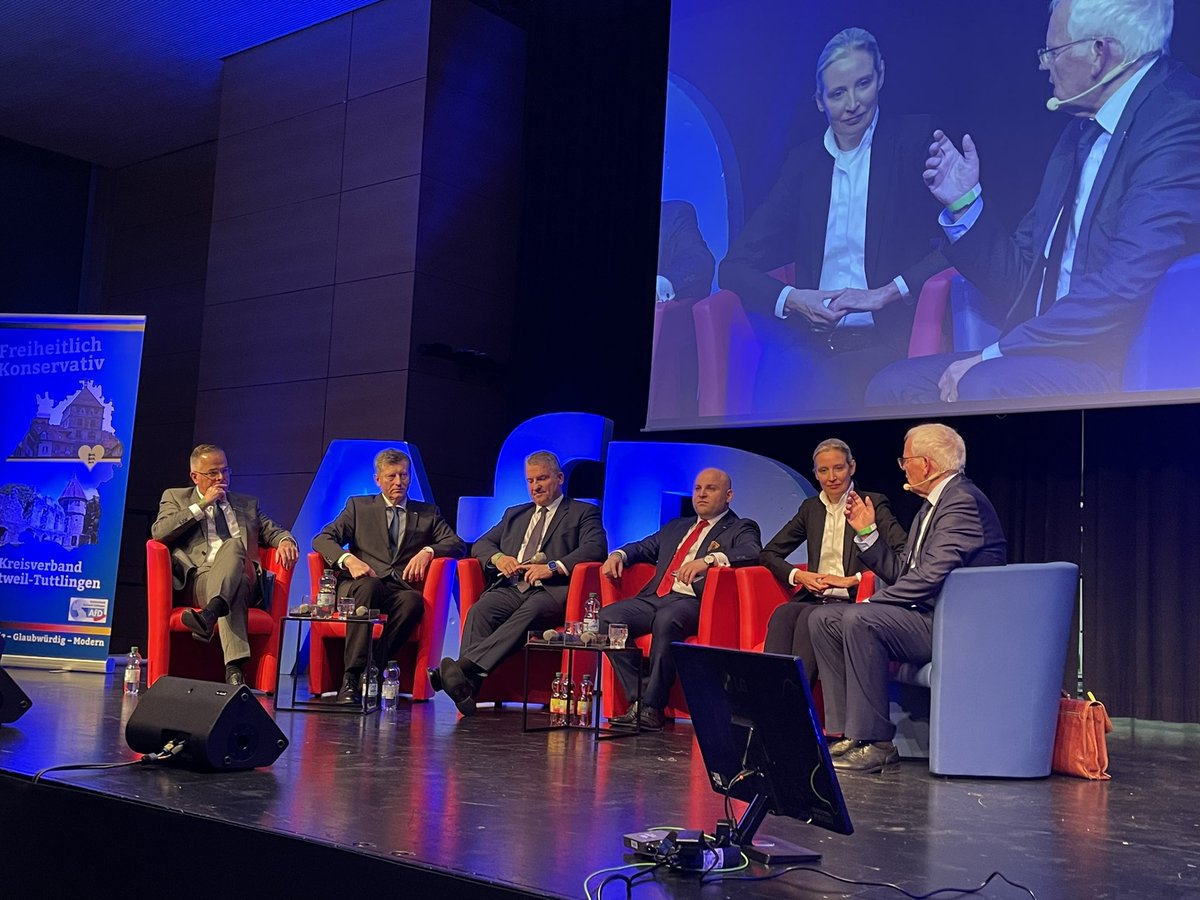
[432,450,608,715]
[810,424,1007,773]
[867,0,1200,404]
[760,439,906,685]
[314,448,465,704]
[151,443,298,686]
[599,468,762,731]
[718,27,946,415]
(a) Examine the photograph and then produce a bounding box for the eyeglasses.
[194,467,231,479]
[896,456,926,469]
[1036,38,1099,66]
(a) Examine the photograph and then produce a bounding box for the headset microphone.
[1046,55,1138,111]
[903,472,943,492]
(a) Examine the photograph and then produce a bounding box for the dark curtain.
[1083,403,1200,722]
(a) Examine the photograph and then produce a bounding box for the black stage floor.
[2,668,1198,899]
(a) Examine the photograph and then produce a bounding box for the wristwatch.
[703,553,716,565]
[547,560,559,575]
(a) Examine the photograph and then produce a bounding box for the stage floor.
[2,668,1198,898]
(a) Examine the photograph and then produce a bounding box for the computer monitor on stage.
[673,643,853,863]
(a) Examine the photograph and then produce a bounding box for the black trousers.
[597,591,700,710]
[762,592,851,684]
[340,576,424,673]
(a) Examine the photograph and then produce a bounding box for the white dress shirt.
[774,110,908,325]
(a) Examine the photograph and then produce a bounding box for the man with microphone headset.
[807,423,1006,773]
[862,0,1200,405]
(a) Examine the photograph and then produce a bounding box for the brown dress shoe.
[826,737,856,757]
[833,740,900,774]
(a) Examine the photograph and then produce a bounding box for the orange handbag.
[1052,691,1113,780]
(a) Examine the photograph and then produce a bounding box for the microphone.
[1046,55,1138,111]
[902,471,944,492]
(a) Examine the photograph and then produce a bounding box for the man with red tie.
[599,468,762,731]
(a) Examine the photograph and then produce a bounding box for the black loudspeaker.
[125,676,288,770]
[0,666,33,724]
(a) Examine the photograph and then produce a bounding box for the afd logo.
[68,596,109,623]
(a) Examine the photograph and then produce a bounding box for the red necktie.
[656,519,708,597]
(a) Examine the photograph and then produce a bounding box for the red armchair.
[145,539,294,691]
[597,562,741,720]
[737,564,877,652]
[456,558,603,707]
[692,267,957,417]
[735,564,877,727]
[304,551,456,701]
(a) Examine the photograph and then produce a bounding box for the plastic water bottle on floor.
[550,672,564,725]
[362,660,380,706]
[124,646,142,696]
[381,661,401,710]
[573,674,594,726]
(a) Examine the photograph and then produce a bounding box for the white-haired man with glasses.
[868,0,1200,405]
[809,424,1006,773]
[152,443,298,686]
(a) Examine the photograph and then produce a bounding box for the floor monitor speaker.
[125,676,288,770]
[0,666,33,724]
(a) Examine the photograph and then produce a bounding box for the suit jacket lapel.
[1076,57,1168,263]
[864,116,893,277]
[799,143,834,285]
[538,498,569,550]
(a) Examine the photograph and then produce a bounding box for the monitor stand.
[735,794,821,864]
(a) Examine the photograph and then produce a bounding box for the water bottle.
[315,569,336,619]
[123,646,142,695]
[583,592,600,636]
[550,672,564,725]
[361,660,380,705]
[381,661,401,710]
[573,674,594,727]
[562,674,575,725]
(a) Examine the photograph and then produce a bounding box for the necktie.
[906,501,933,572]
[1040,118,1104,315]
[213,503,232,541]
[388,506,404,555]
[656,519,708,597]
[520,507,548,563]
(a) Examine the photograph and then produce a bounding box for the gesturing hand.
[844,491,876,534]
[924,130,980,210]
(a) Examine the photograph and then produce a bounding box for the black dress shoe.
[181,608,216,643]
[609,702,641,728]
[335,671,361,705]
[428,666,443,693]
[225,664,245,687]
[826,737,855,757]
[833,740,900,774]
[438,657,476,716]
[638,706,665,731]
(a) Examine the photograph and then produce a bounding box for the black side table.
[522,636,643,741]
[275,614,380,714]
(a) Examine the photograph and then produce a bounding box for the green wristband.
[947,186,980,214]
[856,524,877,537]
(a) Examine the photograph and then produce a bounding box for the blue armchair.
[889,562,1078,778]
[950,253,1200,391]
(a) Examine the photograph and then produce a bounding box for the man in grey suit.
[810,424,1006,773]
[313,448,465,704]
[431,450,608,715]
[151,443,298,686]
